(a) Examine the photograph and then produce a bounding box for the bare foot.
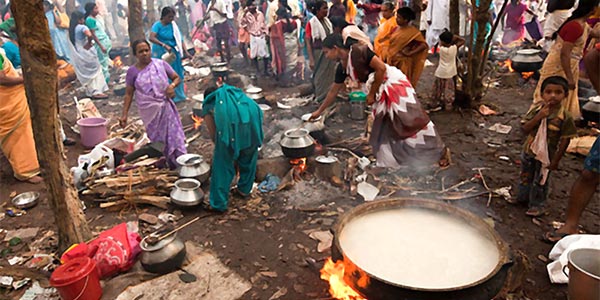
[438,147,452,167]
[24,175,43,184]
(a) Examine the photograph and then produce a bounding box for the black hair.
[204,85,219,98]
[541,76,569,95]
[396,7,416,21]
[276,7,294,32]
[246,0,254,7]
[439,29,453,44]
[552,0,600,40]
[310,0,327,15]
[69,11,85,46]
[161,6,176,19]
[84,2,96,18]
[323,33,357,49]
[330,16,349,30]
[131,39,151,55]
[43,0,54,8]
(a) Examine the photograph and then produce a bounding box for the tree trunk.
[11,0,92,252]
[463,0,492,104]
[129,0,146,62]
[410,0,423,29]
[147,0,157,25]
[65,0,76,15]
[449,0,460,34]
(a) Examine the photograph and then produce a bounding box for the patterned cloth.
[584,136,600,173]
[125,59,187,169]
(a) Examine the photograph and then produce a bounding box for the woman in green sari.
[201,84,264,212]
[85,2,111,83]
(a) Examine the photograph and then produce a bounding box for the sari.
[0,53,40,180]
[502,2,527,45]
[345,0,357,23]
[271,19,299,76]
[86,16,112,83]
[201,84,264,212]
[151,21,186,102]
[307,16,336,102]
[532,21,590,119]
[374,16,397,62]
[45,10,72,62]
[345,45,444,168]
[126,59,187,168]
[386,25,428,87]
[70,24,108,97]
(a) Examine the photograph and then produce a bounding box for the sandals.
[526,206,546,217]
[543,230,569,244]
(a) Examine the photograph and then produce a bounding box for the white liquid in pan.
[339,208,500,289]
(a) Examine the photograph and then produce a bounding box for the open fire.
[500,59,535,80]
[114,56,123,68]
[320,258,366,300]
[191,114,203,130]
[290,157,307,174]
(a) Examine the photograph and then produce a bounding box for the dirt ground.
[0,52,598,300]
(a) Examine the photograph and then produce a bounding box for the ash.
[279,179,343,206]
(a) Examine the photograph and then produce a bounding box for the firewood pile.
[81,157,177,210]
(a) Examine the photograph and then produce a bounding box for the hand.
[119,116,128,128]
[309,110,322,121]
[567,79,576,90]
[367,93,375,105]
[84,42,93,50]
[427,20,432,25]
[548,161,559,170]
[309,60,315,71]
[163,44,172,52]
[166,84,176,99]
[537,105,551,118]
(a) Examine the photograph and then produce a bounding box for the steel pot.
[279,128,316,158]
[245,87,265,101]
[511,49,544,73]
[170,178,204,207]
[582,97,600,123]
[140,234,186,274]
[211,62,229,78]
[331,198,513,300]
[176,154,211,182]
[564,248,600,300]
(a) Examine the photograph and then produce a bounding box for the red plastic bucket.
[50,257,102,300]
[77,117,108,149]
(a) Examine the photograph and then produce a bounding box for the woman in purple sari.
[120,39,187,168]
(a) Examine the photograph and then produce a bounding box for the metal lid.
[140,233,178,252]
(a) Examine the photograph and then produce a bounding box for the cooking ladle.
[146,215,206,245]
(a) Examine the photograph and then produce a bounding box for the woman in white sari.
[68,11,108,99]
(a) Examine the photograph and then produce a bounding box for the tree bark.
[147,0,157,25]
[128,0,146,62]
[11,0,92,252]
[449,0,460,34]
[464,0,492,104]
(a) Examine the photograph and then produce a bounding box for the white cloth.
[543,9,571,38]
[70,24,108,97]
[435,45,457,79]
[267,0,302,27]
[342,25,373,50]
[249,35,268,58]
[209,0,228,26]
[224,0,234,19]
[531,118,550,185]
[171,21,184,56]
[426,0,449,46]
[308,16,332,42]
[547,234,600,284]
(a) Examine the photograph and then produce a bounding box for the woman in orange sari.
[0,52,42,183]
[386,7,428,88]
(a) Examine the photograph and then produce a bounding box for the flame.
[191,114,203,130]
[501,59,515,73]
[521,72,534,79]
[114,56,123,68]
[290,157,307,173]
[320,258,366,300]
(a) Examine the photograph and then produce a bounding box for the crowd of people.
[0,0,598,244]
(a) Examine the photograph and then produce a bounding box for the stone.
[138,213,158,225]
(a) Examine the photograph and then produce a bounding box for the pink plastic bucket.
[77,117,108,149]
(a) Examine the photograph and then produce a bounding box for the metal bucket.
[565,248,600,300]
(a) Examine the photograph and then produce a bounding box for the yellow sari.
[0,52,40,180]
[386,25,428,87]
[532,22,589,119]
[374,16,397,62]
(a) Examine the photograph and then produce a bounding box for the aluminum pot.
[331,198,513,300]
[170,178,204,207]
[280,128,316,158]
[245,87,265,101]
[176,154,211,182]
[564,248,600,300]
[511,49,544,73]
[140,234,186,274]
[582,97,600,123]
[211,62,229,78]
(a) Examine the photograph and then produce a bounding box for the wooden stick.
[155,216,202,242]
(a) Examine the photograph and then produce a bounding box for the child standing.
[516,76,578,217]
[433,30,464,110]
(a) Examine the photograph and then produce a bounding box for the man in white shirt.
[210,0,232,61]
[425,0,449,48]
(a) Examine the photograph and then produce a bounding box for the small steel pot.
[246,87,265,101]
[211,62,229,79]
[114,84,126,96]
[280,128,316,158]
[140,234,186,274]
[176,154,211,182]
[170,178,204,207]
[511,49,544,73]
